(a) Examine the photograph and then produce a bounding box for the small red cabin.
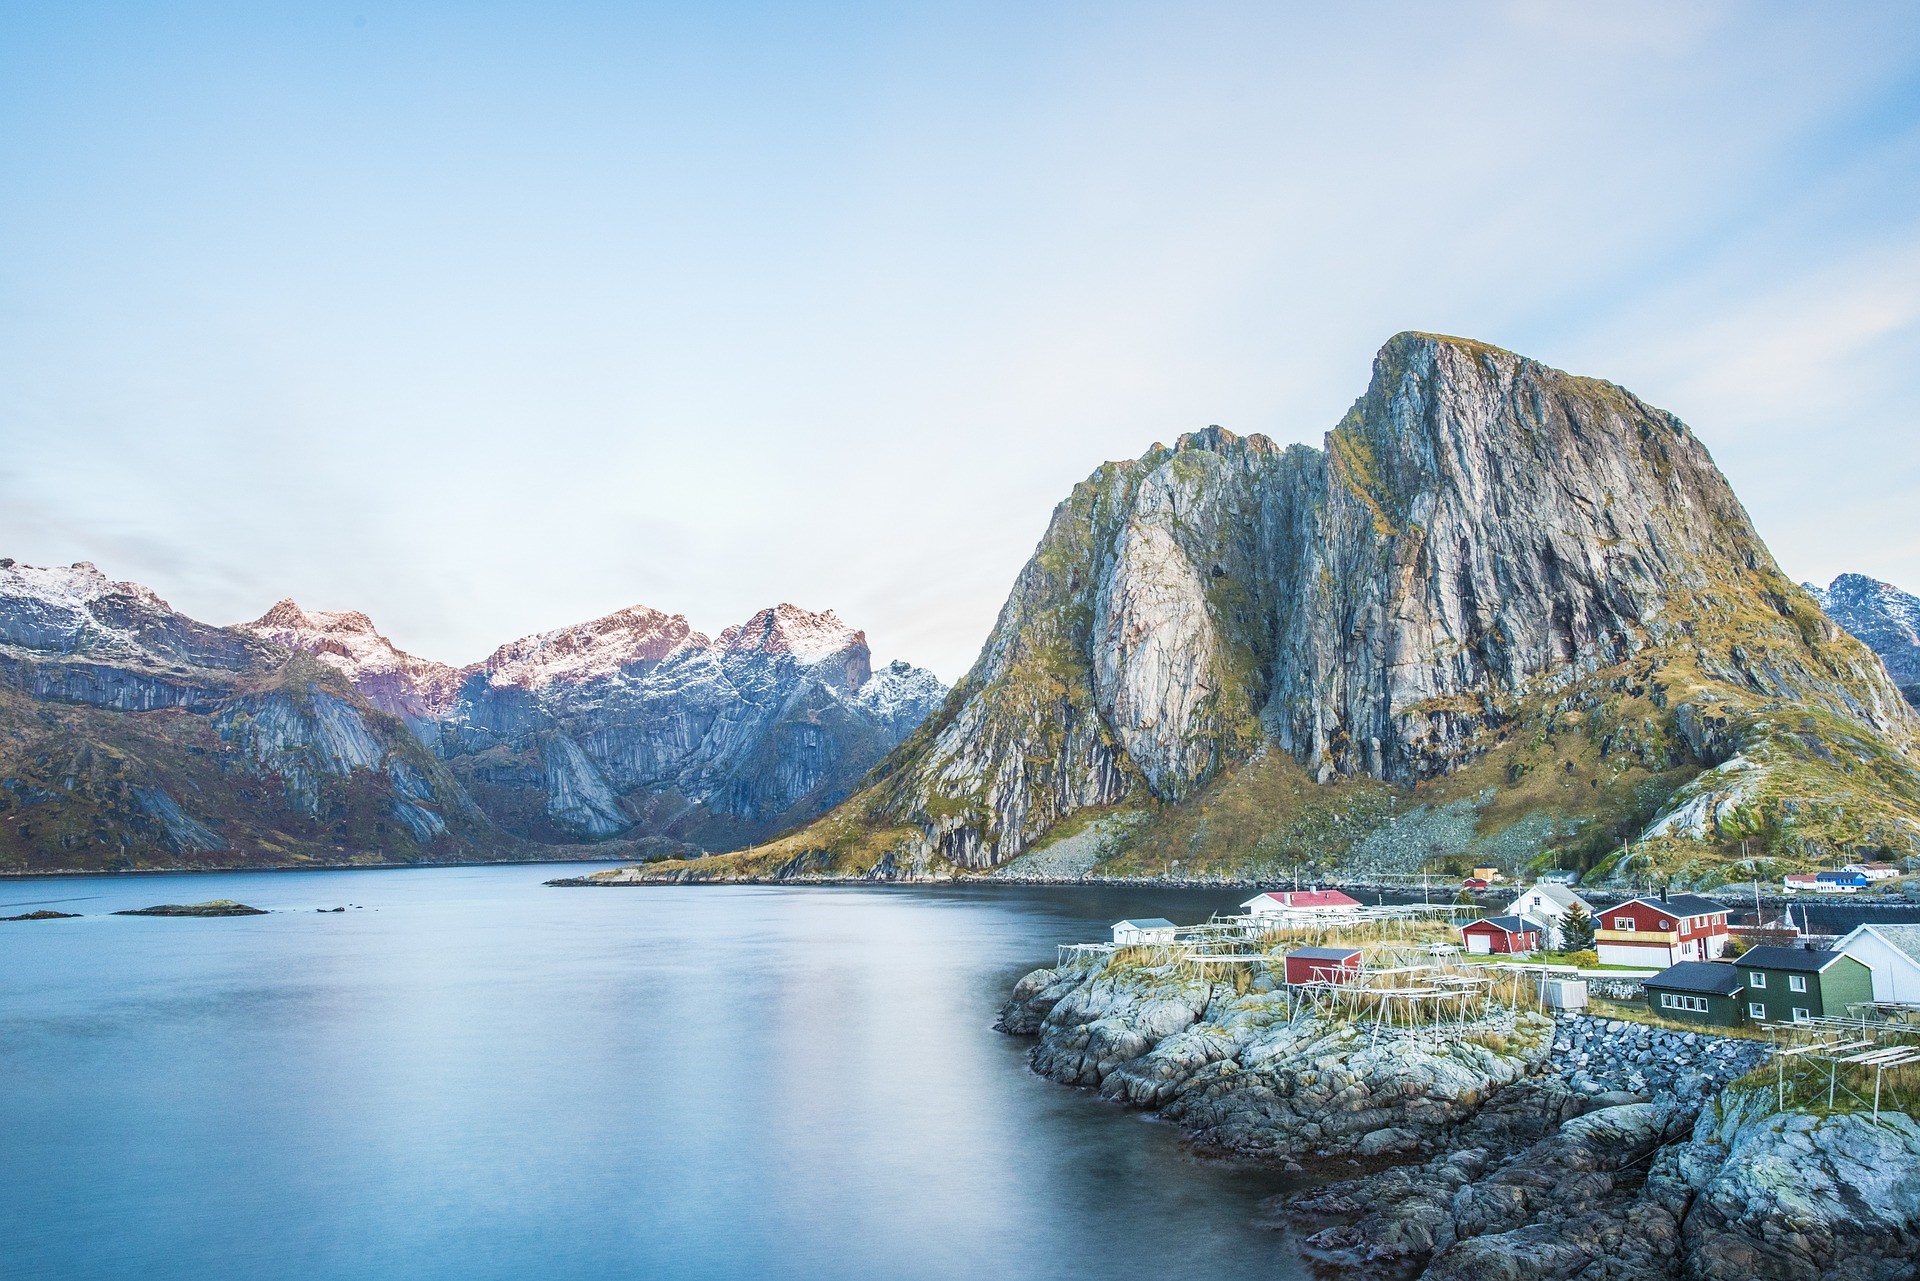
[1461,877,1490,891]
[1461,916,1542,955]
[1284,946,1362,985]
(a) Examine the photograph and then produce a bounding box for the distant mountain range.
[0,561,944,871]
[1805,573,1920,708]
[639,332,1920,888]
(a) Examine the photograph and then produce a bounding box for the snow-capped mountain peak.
[474,604,705,690]
[719,603,864,665]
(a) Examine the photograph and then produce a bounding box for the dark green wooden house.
[1643,961,1744,1028]
[1735,946,1875,1024]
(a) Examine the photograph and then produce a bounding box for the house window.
[1792,1008,1810,1024]
[1749,1002,1767,1018]
[1615,917,1632,929]
[1661,993,1708,1012]
[1749,972,1766,988]
[1788,975,1807,993]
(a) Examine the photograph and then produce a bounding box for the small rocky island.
[2,909,81,921]
[112,900,267,917]
[1000,936,1920,1279]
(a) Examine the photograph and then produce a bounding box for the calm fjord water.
[0,868,1309,1281]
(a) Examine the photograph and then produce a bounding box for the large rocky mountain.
[1807,573,1920,707]
[241,599,945,850]
[651,332,1920,887]
[0,563,943,871]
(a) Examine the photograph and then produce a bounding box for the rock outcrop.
[1677,1087,1920,1281]
[670,332,1920,884]
[1001,956,1553,1164]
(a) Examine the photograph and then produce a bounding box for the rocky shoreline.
[999,955,1920,1279]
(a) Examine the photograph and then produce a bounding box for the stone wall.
[1549,1012,1766,1101]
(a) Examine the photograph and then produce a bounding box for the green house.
[1736,946,1875,1025]
[1643,961,1745,1028]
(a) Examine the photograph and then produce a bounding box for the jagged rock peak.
[475,604,705,689]
[719,603,864,664]
[248,598,378,635]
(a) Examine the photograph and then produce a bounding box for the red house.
[1283,946,1362,985]
[1461,915,1543,955]
[1595,894,1728,968]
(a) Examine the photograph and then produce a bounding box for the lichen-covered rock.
[1676,1090,1920,1280]
[994,966,1083,1035]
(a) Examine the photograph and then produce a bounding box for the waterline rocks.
[1002,957,1920,1278]
[1002,956,1552,1162]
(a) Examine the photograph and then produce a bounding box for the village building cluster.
[1103,879,1920,1034]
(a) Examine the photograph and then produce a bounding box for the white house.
[1832,924,1920,1004]
[1112,918,1178,946]
[1240,889,1363,918]
[1504,882,1595,949]
[1845,862,1904,882]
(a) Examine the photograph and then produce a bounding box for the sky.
[3,2,1919,683]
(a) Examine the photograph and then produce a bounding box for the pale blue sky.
[4,2,1919,680]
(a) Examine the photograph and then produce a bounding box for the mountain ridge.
[0,562,943,870]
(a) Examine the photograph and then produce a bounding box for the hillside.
[629,333,1920,887]
[0,561,497,871]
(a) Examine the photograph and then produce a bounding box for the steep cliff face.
[1809,573,1920,707]
[662,333,1920,884]
[241,599,947,848]
[0,562,490,871]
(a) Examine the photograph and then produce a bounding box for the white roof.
[1836,924,1920,968]
[1509,882,1591,912]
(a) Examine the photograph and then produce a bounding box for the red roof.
[1247,889,1362,910]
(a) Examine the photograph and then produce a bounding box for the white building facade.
[1832,924,1920,1004]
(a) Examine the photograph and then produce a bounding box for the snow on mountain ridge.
[718,603,864,665]
[1808,573,1920,704]
[473,604,705,690]
[0,559,169,620]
